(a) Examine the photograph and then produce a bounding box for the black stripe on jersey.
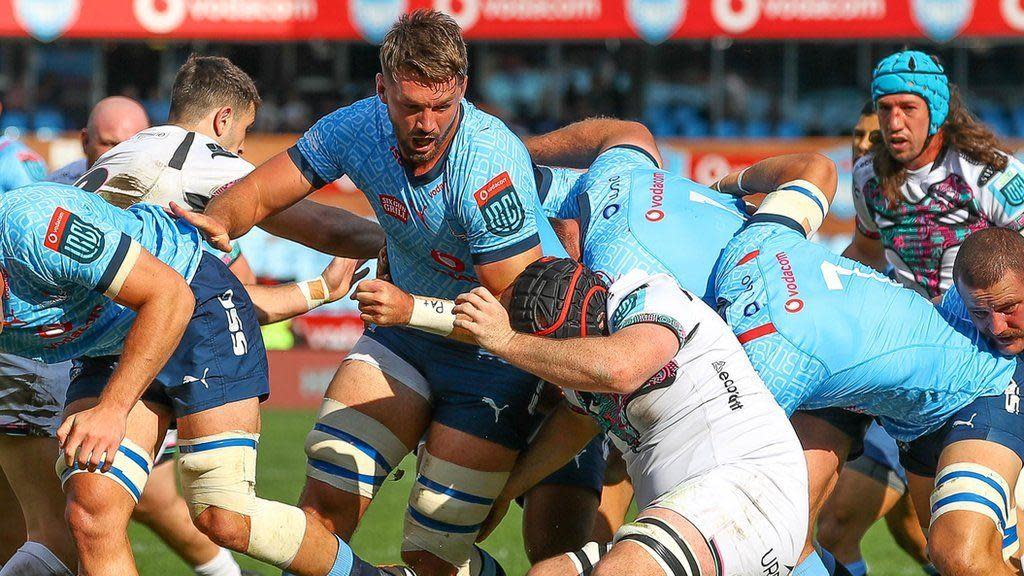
[637,517,702,576]
[618,534,691,576]
[287,146,329,189]
[169,132,196,170]
[471,233,540,265]
[608,144,661,169]
[534,164,554,204]
[94,233,132,294]
[569,549,594,575]
[748,213,806,237]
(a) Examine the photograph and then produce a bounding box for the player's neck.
[903,132,945,171]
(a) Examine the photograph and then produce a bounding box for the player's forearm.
[502,402,599,500]
[247,283,315,325]
[525,118,658,169]
[265,201,386,259]
[208,152,314,239]
[498,333,645,394]
[101,287,194,413]
[718,153,838,205]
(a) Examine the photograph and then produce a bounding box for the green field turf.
[128,409,927,575]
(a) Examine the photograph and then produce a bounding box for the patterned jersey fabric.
[853,147,1024,297]
[292,96,543,299]
[0,137,46,193]
[0,183,203,362]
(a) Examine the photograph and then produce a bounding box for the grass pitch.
[129,409,926,575]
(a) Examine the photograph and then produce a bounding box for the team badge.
[996,172,1024,206]
[910,0,974,42]
[44,207,105,264]
[351,0,407,44]
[13,0,80,42]
[474,172,525,237]
[625,0,686,44]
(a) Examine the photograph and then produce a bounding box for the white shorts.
[0,354,73,437]
[344,334,432,402]
[619,463,808,576]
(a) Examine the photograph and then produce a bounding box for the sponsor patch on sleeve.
[44,207,105,263]
[994,171,1024,206]
[473,171,526,237]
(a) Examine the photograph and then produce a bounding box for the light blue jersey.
[0,137,46,192]
[0,183,203,362]
[715,220,1015,441]
[292,96,553,300]
[541,146,748,304]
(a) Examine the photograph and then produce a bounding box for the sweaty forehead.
[963,274,1024,308]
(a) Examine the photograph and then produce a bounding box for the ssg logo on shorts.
[44,207,104,263]
[218,290,248,356]
[474,172,526,237]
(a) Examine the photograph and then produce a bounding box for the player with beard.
[175,11,569,576]
[847,50,1024,300]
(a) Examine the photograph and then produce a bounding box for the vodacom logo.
[433,0,481,30]
[712,0,760,34]
[134,0,187,33]
[1003,0,1024,30]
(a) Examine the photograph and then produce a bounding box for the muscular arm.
[717,152,839,205]
[525,118,662,169]
[248,257,367,325]
[104,251,196,412]
[259,199,385,259]
[842,229,888,272]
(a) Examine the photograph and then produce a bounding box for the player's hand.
[352,279,414,326]
[477,495,511,542]
[169,202,232,253]
[321,258,370,304]
[453,287,516,354]
[57,404,129,473]
[376,244,391,282]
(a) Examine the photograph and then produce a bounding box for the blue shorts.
[360,325,542,451]
[66,254,269,417]
[901,380,1024,477]
[537,434,609,496]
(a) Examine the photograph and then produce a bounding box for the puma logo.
[953,413,977,428]
[481,397,509,423]
[183,368,210,389]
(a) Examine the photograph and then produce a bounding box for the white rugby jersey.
[70,125,253,210]
[564,270,802,508]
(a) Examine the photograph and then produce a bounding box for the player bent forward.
[455,258,809,576]
[0,183,398,576]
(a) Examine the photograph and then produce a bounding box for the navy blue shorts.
[362,325,542,451]
[66,254,269,417]
[537,434,609,496]
[798,408,871,458]
[901,384,1024,477]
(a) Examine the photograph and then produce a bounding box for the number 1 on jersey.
[820,260,894,291]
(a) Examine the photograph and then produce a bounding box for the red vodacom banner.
[4,1,1024,42]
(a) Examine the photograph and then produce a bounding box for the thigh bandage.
[756,179,830,236]
[402,448,509,569]
[177,432,307,569]
[305,398,409,499]
[615,517,703,576]
[564,541,612,576]
[56,438,153,503]
[931,462,1017,560]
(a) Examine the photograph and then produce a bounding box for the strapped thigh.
[614,517,702,576]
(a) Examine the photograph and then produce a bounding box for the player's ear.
[80,128,89,152]
[213,106,232,137]
[375,73,387,103]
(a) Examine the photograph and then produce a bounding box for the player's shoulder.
[852,154,876,187]
[186,132,255,176]
[456,100,528,157]
[46,158,88,185]
[315,95,385,133]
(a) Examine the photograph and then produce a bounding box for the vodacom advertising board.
[4,0,1024,42]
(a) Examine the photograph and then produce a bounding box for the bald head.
[82,96,150,167]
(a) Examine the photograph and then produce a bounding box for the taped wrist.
[755,179,830,236]
[298,276,330,310]
[408,295,456,336]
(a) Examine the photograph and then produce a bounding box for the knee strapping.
[564,541,612,576]
[177,432,307,569]
[402,448,509,568]
[56,437,152,503]
[931,462,1017,560]
[614,517,702,576]
[756,179,830,236]
[305,398,409,499]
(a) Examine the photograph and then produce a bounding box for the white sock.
[193,547,242,576]
[0,541,73,576]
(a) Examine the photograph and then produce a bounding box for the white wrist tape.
[297,276,330,311]
[756,179,830,236]
[408,295,456,336]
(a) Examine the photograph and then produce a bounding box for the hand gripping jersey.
[563,270,803,509]
[715,220,1016,441]
[0,183,203,363]
[72,125,254,212]
[292,97,548,299]
[853,148,1024,297]
[0,137,46,192]
[540,146,748,304]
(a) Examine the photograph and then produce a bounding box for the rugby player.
[847,50,1024,299]
[0,182,396,576]
[715,155,1024,576]
[176,11,569,576]
[817,101,930,576]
